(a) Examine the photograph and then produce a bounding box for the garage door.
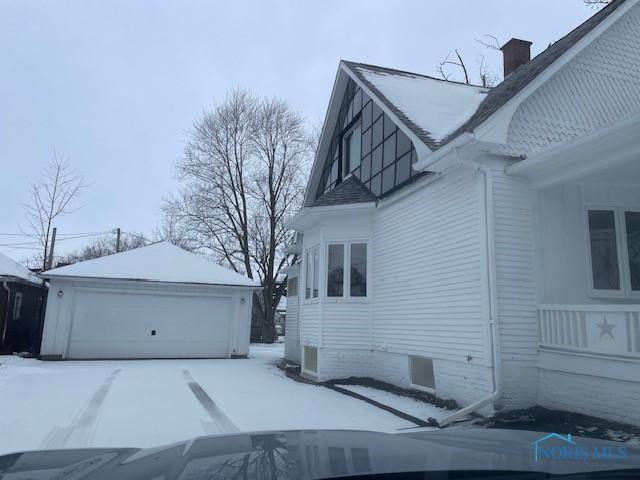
[67,289,232,359]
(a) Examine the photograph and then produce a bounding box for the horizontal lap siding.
[492,171,539,408]
[323,302,370,349]
[371,168,487,364]
[284,297,300,363]
[300,303,320,346]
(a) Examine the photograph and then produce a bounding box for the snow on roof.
[0,252,41,284]
[354,65,489,144]
[42,241,260,287]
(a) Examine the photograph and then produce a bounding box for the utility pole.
[46,227,57,270]
[116,227,121,253]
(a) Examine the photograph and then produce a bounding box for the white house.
[285,0,640,426]
[40,242,260,360]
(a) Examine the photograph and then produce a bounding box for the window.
[313,246,319,298]
[325,242,367,299]
[587,210,620,290]
[327,244,344,297]
[342,122,361,177]
[626,212,640,291]
[305,250,312,299]
[586,208,640,296]
[304,346,318,373]
[12,293,23,320]
[350,243,367,297]
[316,78,418,201]
[288,276,298,297]
[305,246,319,300]
[409,355,435,390]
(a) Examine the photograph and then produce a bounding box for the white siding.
[507,2,640,154]
[323,302,370,349]
[371,168,488,365]
[537,183,640,305]
[298,226,321,347]
[491,170,539,408]
[284,288,301,364]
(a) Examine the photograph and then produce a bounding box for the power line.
[0,231,113,247]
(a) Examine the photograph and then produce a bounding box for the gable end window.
[586,207,640,296]
[342,122,361,178]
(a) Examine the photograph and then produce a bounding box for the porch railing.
[538,304,640,359]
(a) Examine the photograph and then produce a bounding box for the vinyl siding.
[371,168,488,364]
[492,169,539,408]
[322,302,370,349]
[284,292,301,363]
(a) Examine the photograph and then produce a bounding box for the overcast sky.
[0,0,598,262]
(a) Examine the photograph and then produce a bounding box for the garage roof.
[0,251,41,284]
[41,241,260,287]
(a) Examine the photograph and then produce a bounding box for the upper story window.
[342,122,361,178]
[305,246,319,300]
[326,242,368,299]
[316,78,418,201]
[586,208,640,296]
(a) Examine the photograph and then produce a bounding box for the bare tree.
[23,152,86,270]
[56,231,147,266]
[248,98,309,341]
[165,88,312,342]
[437,49,470,84]
[437,35,501,87]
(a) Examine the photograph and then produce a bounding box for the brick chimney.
[500,38,532,77]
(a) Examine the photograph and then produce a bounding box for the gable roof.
[344,61,489,149]
[41,241,260,287]
[440,0,627,146]
[0,252,41,284]
[344,0,626,151]
[310,176,377,207]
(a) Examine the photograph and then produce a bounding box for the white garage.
[39,242,259,360]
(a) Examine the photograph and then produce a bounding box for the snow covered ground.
[0,344,417,456]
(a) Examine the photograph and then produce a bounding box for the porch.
[538,304,640,360]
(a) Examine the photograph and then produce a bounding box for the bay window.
[586,207,640,296]
[305,245,319,300]
[327,244,344,297]
[326,242,368,299]
[350,243,367,297]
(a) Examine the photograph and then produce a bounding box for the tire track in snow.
[40,369,121,449]
[182,369,239,434]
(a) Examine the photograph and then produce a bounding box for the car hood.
[0,428,637,479]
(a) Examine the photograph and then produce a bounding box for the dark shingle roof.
[441,0,626,146]
[344,0,625,151]
[311,176,376,207]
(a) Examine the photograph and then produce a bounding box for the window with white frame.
[305,246,319,300]
[586,208,640,295]
[325,242,367,298]
[342,122,361,178]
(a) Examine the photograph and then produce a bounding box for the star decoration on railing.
[596,315,616,340]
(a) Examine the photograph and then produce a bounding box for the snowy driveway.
[0,344,420,456]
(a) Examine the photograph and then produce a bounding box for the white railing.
[538,304,640,359]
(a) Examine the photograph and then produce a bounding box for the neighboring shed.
[39,242,260,360]
[0,252,47,355]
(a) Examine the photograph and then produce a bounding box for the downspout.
[437,158,502,427]
[1,280,11,346]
